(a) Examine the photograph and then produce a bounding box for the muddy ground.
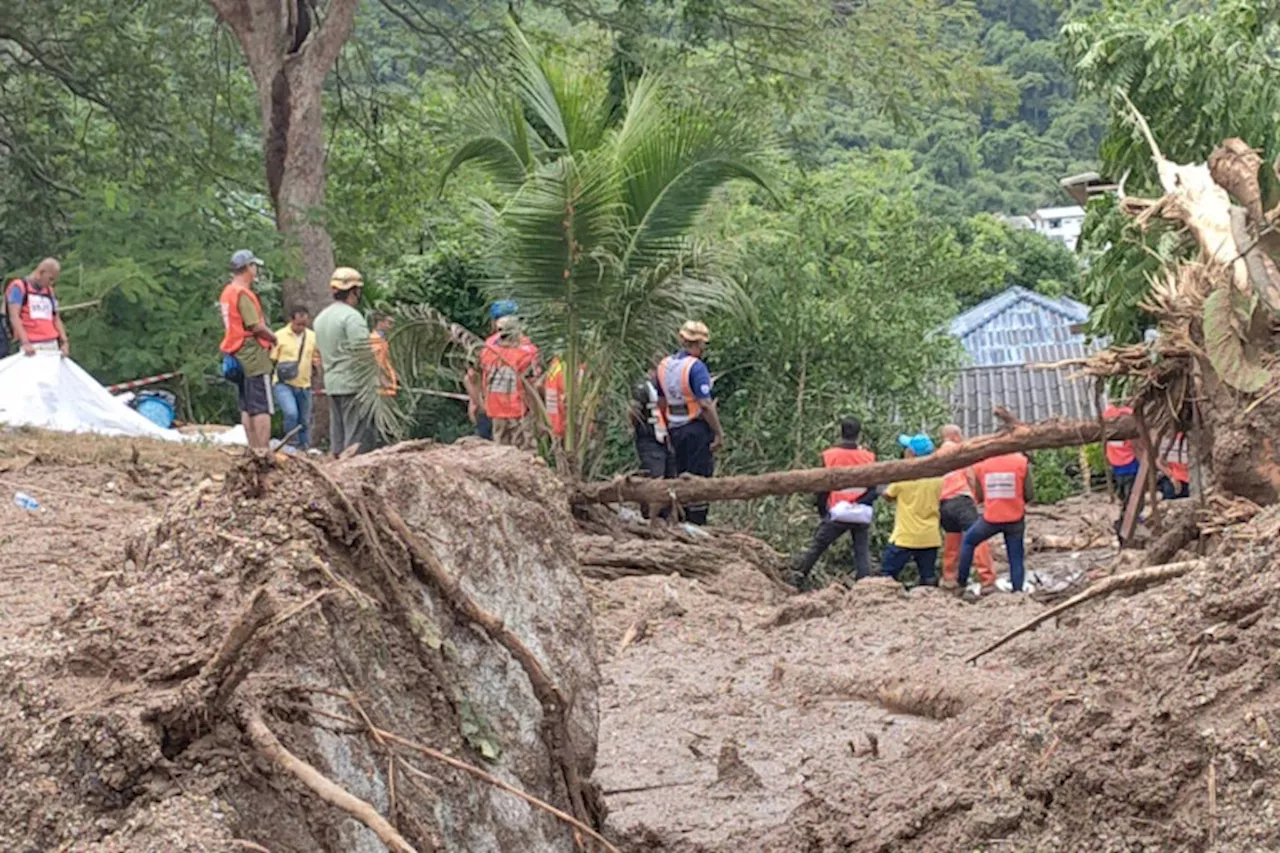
[6,429,1265,852]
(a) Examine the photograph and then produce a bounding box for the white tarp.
[0,351,245,444]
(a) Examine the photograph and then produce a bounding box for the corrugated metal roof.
[948,286,1101,367]
[943,364,1101,436]
[1030,205,1086,221]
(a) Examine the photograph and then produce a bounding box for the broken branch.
[965,559,1206,664]
[239,706,418,853]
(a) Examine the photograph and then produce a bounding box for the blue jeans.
[960,518,1026,590]
[273,384,312,448]
[881,544,938,585]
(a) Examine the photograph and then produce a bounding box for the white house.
[1029,205,1086,251]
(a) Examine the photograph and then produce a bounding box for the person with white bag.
[788,418,878,587]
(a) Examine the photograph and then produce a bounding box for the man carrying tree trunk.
[938,424,996,591]
[880,434,944,587]
[959,451,1035,594]
[787,417,877,588]
[658,321,725,526]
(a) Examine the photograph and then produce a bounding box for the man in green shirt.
[314,266,377,456]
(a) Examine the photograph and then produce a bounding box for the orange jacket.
[939,440,975,501]
[1103,404,1136,468]
[821,446,876,508]
[218,282,267,355]
[975,453,1029,523]
[370,333,398,397]
[481,335,539,419]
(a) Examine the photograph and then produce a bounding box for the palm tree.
[436,25,771,474]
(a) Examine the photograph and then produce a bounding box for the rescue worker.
[314,267,377,456]
[880,434,944,587]
[958,451,1036,593]
[467,300,522,440]
[1158,432,1191,500]
[474,315,540,450]
[370,312,399,398]
[218,250,277,452]
[270,307,317,450]
[658,321,724,525]
[6,258,69,357]
[938,424,996,590]
[544,355,584,444]
[629,362,674,518]
[1103,399,1140,501]
[789,417,877,587]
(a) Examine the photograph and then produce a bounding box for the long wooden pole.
[570,415,1138,507]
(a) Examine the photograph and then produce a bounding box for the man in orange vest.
[658,321,723,525]
[938,425,996,589]
[544,355,585,444]
[1158,432,1191,500]
[6,258,68,357]
[788,417,877,587]
[1102,400,1141,501]
[959,451,1036,593]
[476,315,540,451]
[218,250,277,452]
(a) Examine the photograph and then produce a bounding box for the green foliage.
[1203,289,1272,393]
[1030,447,1081,505]
[47,187,283,421]
[1065,0,1280,343]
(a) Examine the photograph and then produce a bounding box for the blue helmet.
[897,433,935,457]
[490,299,519,320]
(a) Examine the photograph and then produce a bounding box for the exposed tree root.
[382,506,599,831]
[238,705,418,853]
[965,560,1207,664]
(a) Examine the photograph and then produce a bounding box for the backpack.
[2,278,30,348]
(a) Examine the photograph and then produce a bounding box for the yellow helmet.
[678,320,710,343]
[329,266,364,291]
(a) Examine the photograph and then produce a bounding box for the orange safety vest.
[1102,404,1136,467]
[976,453,1029,523]
[371,333,398,397]
[481,335,538,419]
[218,282,267,355]
[822,446,876,508]
[1162,432,1190,484]
[545,358,586,438]
[657,355,702,425]
[8,278,60,343]
[939,441,974,501]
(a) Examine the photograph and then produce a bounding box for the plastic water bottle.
[13,492,40,512]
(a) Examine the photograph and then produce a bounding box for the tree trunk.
[571,415,1138,507]
[207,0,358,317]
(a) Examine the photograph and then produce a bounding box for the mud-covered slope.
[0,440,601,853]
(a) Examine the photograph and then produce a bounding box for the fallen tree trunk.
[572,415,1137,507]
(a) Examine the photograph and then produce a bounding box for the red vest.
[8,278,60,343]
[1102,404,1136,467]
[218,282,267,355]
[822,446,876,508]
[1162,433,1190,484]
[481,334,538,419]
[976,453,1029,523]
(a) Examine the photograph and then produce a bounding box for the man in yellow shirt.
[270,308,319,450]
[881,433,943,587]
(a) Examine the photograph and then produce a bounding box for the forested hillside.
[1,0,1094,460]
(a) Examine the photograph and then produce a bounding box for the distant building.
[1029,205,1086,251]
[998,214,1035,231]
[943,286,1106,435]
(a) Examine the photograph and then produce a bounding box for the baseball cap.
[897,433,935,456]
[490,299,519,320]
[230,249,264,271]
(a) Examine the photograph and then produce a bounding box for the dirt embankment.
[0,435,600,852]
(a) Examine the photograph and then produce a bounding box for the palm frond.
[505,25,608,155]
[440,94,535,191]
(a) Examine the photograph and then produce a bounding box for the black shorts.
[238,374,274,416]
[939,495,980,534]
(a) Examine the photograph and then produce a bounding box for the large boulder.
[0,441,600,852]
